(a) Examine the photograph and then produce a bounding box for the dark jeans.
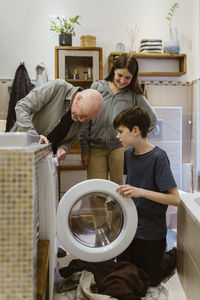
[117,237,176,286]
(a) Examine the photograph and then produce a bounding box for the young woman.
[79,53,158,185]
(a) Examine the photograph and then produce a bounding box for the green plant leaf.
[166,1,179,23]
[49,15,81,35]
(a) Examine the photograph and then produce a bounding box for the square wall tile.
[153,107,182,141]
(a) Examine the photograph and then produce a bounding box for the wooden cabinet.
[55,46,103,89]
[108,52,187,77]
[55,46,103,153]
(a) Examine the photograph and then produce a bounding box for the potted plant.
[164,2,180,54]
[49,15,80,46]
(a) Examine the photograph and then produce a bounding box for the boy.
[113,106,180,286]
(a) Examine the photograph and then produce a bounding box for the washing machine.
[39,166,138,299]
[57,179,138,262]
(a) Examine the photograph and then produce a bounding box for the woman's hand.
[39,135,49,144]
[81,155,89,168]
[56,147,67,161]
[116,184,143,198]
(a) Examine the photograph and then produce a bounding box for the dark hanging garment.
[5,64,33,132]
[47,109,74,154]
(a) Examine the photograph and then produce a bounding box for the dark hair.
[113,106,150,138]
[105,53,143,94]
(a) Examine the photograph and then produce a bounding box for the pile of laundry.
[54,259,169,300]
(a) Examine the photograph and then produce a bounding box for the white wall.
[0,0,199,81]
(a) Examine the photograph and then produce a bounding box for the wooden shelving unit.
[108,52,187,76]
[55,46,103,87]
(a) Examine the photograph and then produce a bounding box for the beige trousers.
[87,147,124,232]
[87,147,125,184]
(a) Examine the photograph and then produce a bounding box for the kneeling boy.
[113,106,180,286]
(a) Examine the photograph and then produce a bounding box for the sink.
[0,132,40,147]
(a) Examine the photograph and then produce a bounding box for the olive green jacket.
[11,79,83,154]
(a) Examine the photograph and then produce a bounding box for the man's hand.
[39,135,49,144]
[81,155,89,168]
[56,147,67,161]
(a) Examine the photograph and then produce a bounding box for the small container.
[80,35,96,47]
[83,72,88,80]
[73,69,79,79]
[88,68,92,79]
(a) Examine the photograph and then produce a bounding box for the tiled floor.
[164,229,187,300]
[164,272,187,300]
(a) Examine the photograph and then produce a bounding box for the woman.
[78,53,158,241]
[79,53,158,184]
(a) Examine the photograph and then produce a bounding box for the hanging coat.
[35,62,48,87]
[5,64,33,132]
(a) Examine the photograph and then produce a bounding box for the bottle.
[88,68,92,79]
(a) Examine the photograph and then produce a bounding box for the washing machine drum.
[57,179,138,262]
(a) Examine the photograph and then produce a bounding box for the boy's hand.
[116,184,143,198]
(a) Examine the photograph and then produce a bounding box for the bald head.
[71,89,103,122]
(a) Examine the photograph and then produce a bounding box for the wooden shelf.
[37,240,49,300]
[108,52,187,77]
[66,79,93,83]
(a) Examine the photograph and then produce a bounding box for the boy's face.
[116,125,134,147]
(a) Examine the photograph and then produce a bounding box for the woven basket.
[80,35,96,47]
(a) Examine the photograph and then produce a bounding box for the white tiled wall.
[146,82,191,164]
[191,80,200,191]
[149,107,182,189]
[145,80,199,191]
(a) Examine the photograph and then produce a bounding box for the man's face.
[71,94,91,122]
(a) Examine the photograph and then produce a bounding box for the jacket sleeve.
[78,81,100,156]
[135,94,158,132]
[14,81,60,135]
[78,120,91,156]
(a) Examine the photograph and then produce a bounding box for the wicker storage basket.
[80,35,96,47]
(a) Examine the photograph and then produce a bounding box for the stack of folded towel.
[139,39,162,53]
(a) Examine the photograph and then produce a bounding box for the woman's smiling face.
[113,68,133,89]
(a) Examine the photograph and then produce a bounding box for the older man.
[11,79,103,160]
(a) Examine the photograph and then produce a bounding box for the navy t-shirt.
[124,146,177,241]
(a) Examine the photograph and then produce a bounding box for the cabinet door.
[55,47,102,89]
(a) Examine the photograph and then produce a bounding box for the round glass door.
[69,192,124,248]
[57,179,138,262]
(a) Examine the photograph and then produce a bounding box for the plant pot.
[59,34,72,46]
[164,40,180,54]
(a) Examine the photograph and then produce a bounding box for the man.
[11,79,103,160]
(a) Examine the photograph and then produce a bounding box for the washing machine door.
[57,179,138,262]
